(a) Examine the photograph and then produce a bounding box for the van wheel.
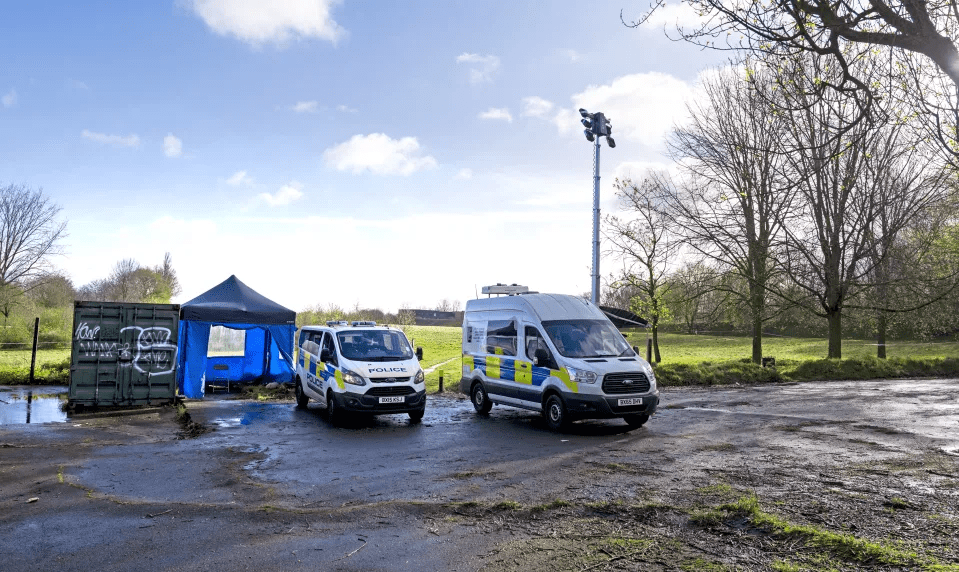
[544,394,568,431]
[408,408,425,423]
[623,414,649,429]
[295,377,308,409]
[326,390,341,426]
[471,383,492,414]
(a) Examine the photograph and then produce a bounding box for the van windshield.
[542,319,633,359]
[336,330,414,362]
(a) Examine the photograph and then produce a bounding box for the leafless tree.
[658,63,797,363]
[665,261,732,334]
[605,178,683,362]
[0,183,67,311]
[433,299,461,312]
[776,71,953,358]
[628,1,959,159]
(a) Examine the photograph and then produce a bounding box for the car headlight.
[566,366,597,384]
[342,369,366,386]
[413,370,424,384]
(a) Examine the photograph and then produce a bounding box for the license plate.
[379,396,405,404]
[618,398,643,406]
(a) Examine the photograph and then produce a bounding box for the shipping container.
[69,301,180,407]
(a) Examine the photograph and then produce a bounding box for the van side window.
[486,320,517,356]
[525,326,557,369]
[321,333,337,365]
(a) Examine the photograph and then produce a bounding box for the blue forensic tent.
[176,275,296,398]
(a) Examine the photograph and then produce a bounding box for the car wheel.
[544,394,568,432]
[326,390,341,426]
[471,383,492,414]
[408,408,425,423]
[295,377,308,409]
[623,413,649,429]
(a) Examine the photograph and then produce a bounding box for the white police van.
[460,285,658,431]
[295,321,426,424]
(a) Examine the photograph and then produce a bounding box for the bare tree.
[665,261,732,334]
[434,299,461,312]
[0,184,67,312]
[660,63,796,363]
[776,72,952,358]
[606,178,683,362]
[629,1,959,159]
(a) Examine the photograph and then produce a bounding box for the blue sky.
[1,1,726,312]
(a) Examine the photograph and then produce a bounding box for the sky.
[1,0,728,313]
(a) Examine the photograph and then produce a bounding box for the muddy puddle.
[0,386,68,424]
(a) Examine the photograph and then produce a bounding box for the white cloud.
[454,168,473,180]
[183,0,345,46]
[81,129,140,148]
[291,100,318,113]
[555,72,696,147]
[163,133,183,158]
[323,133,438,176]
[226,170,253,186]
[641,2,710,29]
[456,53,500,84]
[259,181,304,206]
[336,104,357,113]
[479,107,512,122]
[565,49,584,63]
[522,96,554,118]
[2,89,17,108]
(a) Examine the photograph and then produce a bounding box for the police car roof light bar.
[351,321,377,327]
[326,320,349,327]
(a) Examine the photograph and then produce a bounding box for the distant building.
[411,309,464,326]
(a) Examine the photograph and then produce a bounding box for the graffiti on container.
[75,324,178,376]
[74,322,101,340]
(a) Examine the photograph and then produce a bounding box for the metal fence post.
[29,317,40,384]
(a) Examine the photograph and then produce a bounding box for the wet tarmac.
[0,378,957,571]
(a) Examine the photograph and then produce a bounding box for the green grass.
[400,325,461,393]
[0,348,71,385]
[700,494,959,571]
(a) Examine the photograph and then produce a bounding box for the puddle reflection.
[0,386,68,424]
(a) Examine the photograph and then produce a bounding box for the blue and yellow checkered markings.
[465,354,577,392]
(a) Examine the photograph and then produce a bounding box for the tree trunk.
[752,316,763,365]
[876,312,887,359]
[827,310,842,359]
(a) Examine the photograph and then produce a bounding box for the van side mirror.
[632,345,639,354]
[533,347,549,367]
[416,346,423,361]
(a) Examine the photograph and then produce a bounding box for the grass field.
[4,328,959,390]
[0,349,71,385]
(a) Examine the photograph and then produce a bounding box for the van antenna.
[474,284,478,299]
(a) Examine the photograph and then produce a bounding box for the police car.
[294,321,426,424]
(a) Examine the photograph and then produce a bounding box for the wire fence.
[0,341,71,351]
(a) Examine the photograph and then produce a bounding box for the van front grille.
[366,386,415,397]
[602,372,651,394]
[370,376,411,383]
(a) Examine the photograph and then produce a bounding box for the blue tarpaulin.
[176,275,296,398]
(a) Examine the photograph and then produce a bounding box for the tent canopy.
[176,275,296,398]
[600,305,649,329]
[180,274,295,325]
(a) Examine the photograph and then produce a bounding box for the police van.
[460,285,659,431]
[295,321,426,424]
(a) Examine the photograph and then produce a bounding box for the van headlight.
[342,369,366,386]
[413,370,424,384]
[641,361,657,389]
[566,367,597,384]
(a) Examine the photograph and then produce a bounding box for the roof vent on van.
[326,320,349,327]
[351,321,377,327]
[481,283,530,296]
